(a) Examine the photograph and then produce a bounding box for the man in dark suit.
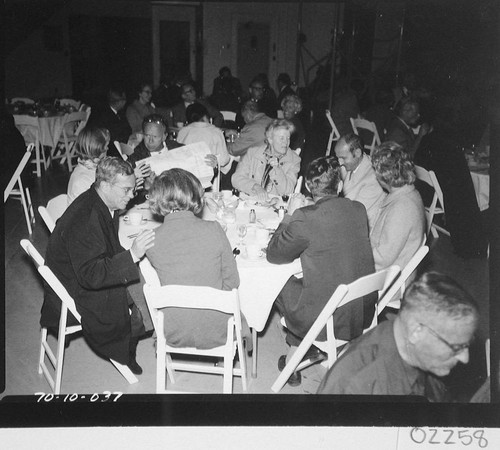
[267,156,375,386]
[89,88,132,158]
[276,73,295,109]
[41,157,155,374]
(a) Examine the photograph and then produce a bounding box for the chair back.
[220,111,236,122]
[4,144,34,202]
[59,99,81,110]
[271,265,400,392]
[20,239,81,322]
[414,165,446,236]
[325,110,340,156]
[63,110,90,138]
[113,141,131,160]
[294,175,303,194]
[11,97,35,105]
[38,194,68,233]
[350,117,381,153]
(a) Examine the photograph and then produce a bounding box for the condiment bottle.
[249,209,256,223]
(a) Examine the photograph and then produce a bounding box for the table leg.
[252,328,257,378]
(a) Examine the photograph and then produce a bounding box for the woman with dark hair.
[232,119,301,201]
[177,103,231,175]
[126,82,157,134]
[266,156,375,387]
[67,125,110,205]
[145,168,242,349]
[370,141,426,270]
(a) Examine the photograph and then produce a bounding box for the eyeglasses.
[183,89,195,94]
[112,183,135,195]
[418,322,470,355]
[142,90,152,94]
[250,85,264,91]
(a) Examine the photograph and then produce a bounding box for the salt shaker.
[249,209,256,223]
[278,206,285,220]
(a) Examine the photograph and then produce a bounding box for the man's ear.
[407,321,424,345]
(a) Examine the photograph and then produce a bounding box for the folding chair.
[294,148,302,157]
[350,117,381,154]
[414,165,450,238]
[271,265,400,393]
[20,239,138,394]
[294,175,303,194]
[277,110,284,119]
[59,99,81,110]
[325,110,340,156]
[220,111,236,122]
[52,109,91,171]
[140,258,247,394]
[38,194,68,233]
[11,97,35,104]
[4,144,36,234]
[372,238,429,323]
[14,115,49,177]
[113,141,133,161]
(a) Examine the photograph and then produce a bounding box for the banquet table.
[14,113,67,150]
[118,193,302,377]
[468,157,490,211]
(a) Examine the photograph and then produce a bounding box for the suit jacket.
[267,195,376,341]
[90,105,132,158]
[146,211,240,349]
[228,113,273,157]
[341,154,386,229]
[125,99,156,134]
[167,99,223,128]
[385,116,416,154]
[231,144,301,196]
[277,85,295,108]
[370,184,425,271]
[41,188,139,364]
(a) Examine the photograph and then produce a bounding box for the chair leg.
[165,352,176,384]
[34,143,42,177]
[251,328,258,378]
[25,187,35,226]
[17,178,33,234]
[110,359,139,384]
[431,225,439,239]
[38,328,48,374]
[223,347,233,394]
[53,331,67,395]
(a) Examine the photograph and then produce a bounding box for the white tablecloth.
[470,169,489,211]
[119,198,301,332]
[15,114,67,149]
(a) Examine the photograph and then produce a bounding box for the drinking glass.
[237,224,247,245]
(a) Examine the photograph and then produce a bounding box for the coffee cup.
[124,212,143,226]
[246,244,262,259]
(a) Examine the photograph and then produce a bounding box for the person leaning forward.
[41,157,155,375]
[317,272,479,401]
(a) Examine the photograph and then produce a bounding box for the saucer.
[123,217,147,226]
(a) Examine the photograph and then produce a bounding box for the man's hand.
[287,193,305,215]
[205,154,218,168]
[130,229,155,260]
[251,184,268,203]
[268,156,280,168]
[134,161,151,179]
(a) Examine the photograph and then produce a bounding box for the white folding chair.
[113,141,132,161]
[414,165,450,238]
[53,109,91,171]
[271,265,400,393]
[220,111,236,122]
[294,175,303,194]
[4,144,36,234]
[277,110,284,119]
[140,258,247,394]
[14,115,49,177]
[11,97,35,105]
[59,98,81,110]
[20,239,138,394]
[38,194,68,233]
[372,239,429,323]
[294,147,302,157]
[350,117,381,154]
[325,110,340,156]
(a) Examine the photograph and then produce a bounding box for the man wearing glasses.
[41,157,155,375]
[167,82,223,128]
[317,272,479,401]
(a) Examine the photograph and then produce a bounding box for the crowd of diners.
[1,66,488,401]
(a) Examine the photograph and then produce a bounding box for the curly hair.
[371,141,416,188]
[148,168,204,216]
[265,119,295,143]
[281,94,303,114]
[95,156,133,185]
[305,156,341,197]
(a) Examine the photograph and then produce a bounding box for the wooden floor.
[2,145,490,400]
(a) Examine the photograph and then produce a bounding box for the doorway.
[236,21,271,91]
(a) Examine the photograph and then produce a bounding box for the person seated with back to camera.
[266,156,376,387]
[145,168,251,349]
[318,272,479,402]
[67,125,147,206]
[231,119,300,202]
[177,102,232,183]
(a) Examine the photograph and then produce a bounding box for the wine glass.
[237,224,247,246]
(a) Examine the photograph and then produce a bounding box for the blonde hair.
[75,126,110,161]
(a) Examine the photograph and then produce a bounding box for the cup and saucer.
[123,212,147,226]
[242,244,266,261]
